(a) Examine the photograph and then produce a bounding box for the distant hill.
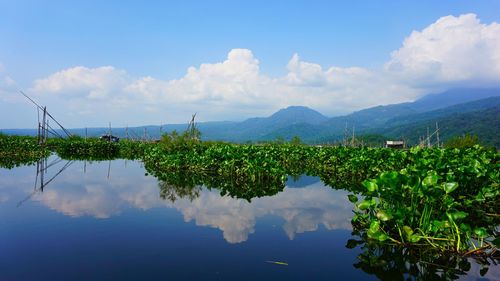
[383,96,500,128]
[256,88,500,142]
[371,105,500,147]
[2,88,499,145]
[408,88,500,112]
[199,106,328,142]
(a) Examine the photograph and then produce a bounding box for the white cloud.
[32,66,129,100]
[386,13,500,87]
[285,53,327,87]
[27,49,417,125]
[19,13,500,126]
[125,49,266,106]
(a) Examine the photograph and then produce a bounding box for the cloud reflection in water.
[2,160,353,243]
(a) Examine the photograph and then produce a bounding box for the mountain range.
[2,88,499,147]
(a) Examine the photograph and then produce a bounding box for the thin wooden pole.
[427,127,430,148]
[436,122,440,148]
[41,106,47,145]
[38,122,41,144]
[352,125,355,147]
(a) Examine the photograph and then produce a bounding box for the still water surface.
[0,157,497,280]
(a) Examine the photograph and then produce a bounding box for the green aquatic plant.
[2,132,498,255]
[350,146,499,253]
[0,135,49,168]
[55,137,120,160]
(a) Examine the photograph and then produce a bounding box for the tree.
[290,136,303,146]
[444,134,480,148]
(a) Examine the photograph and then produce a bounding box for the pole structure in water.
[436,122,440,148]
[41,106,47,145]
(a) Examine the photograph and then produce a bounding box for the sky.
[1,0,500,128]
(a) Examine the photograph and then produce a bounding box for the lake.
[0,156,497,280]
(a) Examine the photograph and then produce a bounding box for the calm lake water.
[1,156,498,280]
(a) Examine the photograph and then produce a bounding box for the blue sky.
[1,0,500,128]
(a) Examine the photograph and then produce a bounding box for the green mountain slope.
[371,105,500,147]
[2,88,498,145]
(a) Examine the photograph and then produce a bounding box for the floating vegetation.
[0,134,49,169]
[52,136,121,160]
[350,147,499,254]
[0,133,498,256]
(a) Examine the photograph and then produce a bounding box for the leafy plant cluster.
[49,136,150,160]
[142,139,499,253]
[350,146,499,253]
[52,136,121,160]
[0,134,50,169]
[1,132,498,254]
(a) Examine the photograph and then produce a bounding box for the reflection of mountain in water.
[3,159,353,243]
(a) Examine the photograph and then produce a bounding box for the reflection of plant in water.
[146,166,286,202]
[158,181,201,202]
[347,229,499,281]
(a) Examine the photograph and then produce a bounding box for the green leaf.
[362,180,378,192]
[369,220,380,231]
[347,194,358,203]
[403,226,413,239]
[450,211,468,220]
[422,172,438,187]
[377,233,389,242]
[409,234,421,243]
[443,182,459,194]
[376,210,393,221]
[357,198,375,210]
[367,228,379,239]
[474,227,487,238]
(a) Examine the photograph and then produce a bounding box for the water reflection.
[347,235,500,281]
[1,158,498,280]
[2,158,352,243]
[168,183,352,243]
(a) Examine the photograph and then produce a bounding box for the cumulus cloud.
[386,13,500,87]
[125,49,267,106]
[32,66,129,100]
[27,49,417,125]
[285,53,327,86]
[19,13,500,126]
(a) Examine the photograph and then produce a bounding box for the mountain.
[383,96,500,128]
[199,106,328,142]
[2,88,498,145]
[408,88,500,112]
[264,88,500,142]
[329,88,499,129]
[372,105,500,147]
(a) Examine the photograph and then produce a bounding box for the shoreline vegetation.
[1,133,498,259]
